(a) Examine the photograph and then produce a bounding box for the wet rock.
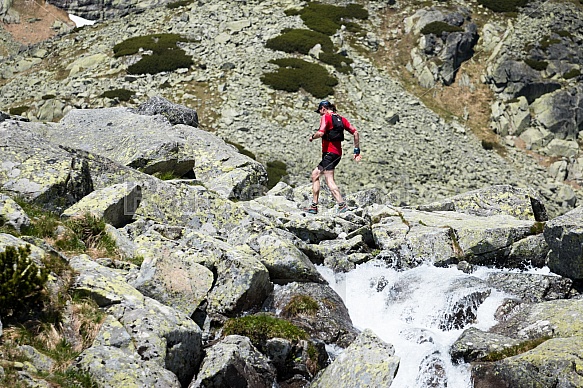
[472,337,583,388]
[544,206,583,281]
[485,272,572,303]
[451,327,522,363]
[270,282,358,348]
[506,233,550,268]
[190,335,277,388]
[309,329,399,388]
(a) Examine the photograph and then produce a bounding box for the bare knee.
[311,168,321,182]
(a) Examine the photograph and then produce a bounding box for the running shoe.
[337,202,348,213]
[304,203,318,214]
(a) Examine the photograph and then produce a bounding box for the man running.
[305,100,361,214]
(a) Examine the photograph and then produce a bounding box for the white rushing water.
[318,261,515,388]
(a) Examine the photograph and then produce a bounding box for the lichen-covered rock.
[133,180,248,235]
[92,315,135,352]
[0,194,30,232]
[309,329,399,388]
[136,96,199,128]
[371,207,537,267]
[307,234,373,272]
[485,272,572,303]
[544,205,583,281]
[207,251,272,316]
[189,335,277,388]
[417,185,548,221]
[131,231,214,316]
[239,226,324,284]
[69,254,145,307]
[61,182,141,227]
[492,299,583,340]
[18,345,55,373]
[270,282,358,348]
[31,108,195,177]
[506,233,549,268]
[75,345,181,388]
[450,327,523,363]
[108,298,203,386]
[0,122,94,211]
[472,337,583,388]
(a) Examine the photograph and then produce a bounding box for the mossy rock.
[100,88,134,102]
[420,21,463,35]
[261,58,338,99]
[223,313,308,350]
[564,68,581,79]
[477,0,530,12]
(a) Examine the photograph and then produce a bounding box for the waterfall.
[318,261,514,388]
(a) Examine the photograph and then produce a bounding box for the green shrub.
[42,94,56,100]
[530,221,545,235]
[266,160,288,189]
[113,33,188,57]
[9,106,29,116]
[555,30,573,39]
[298,3,368,36]
[540,35,561,50]
[0,245,49,314]
[282,295,319,317]
[477,0,530,12]
[113,34,194,75]
[152,171,181,180]
[261,58,338,99]
[524,58,548,71]
[266,29,334,54]
[127,48,193,75]
[420,21,463,35]
[481,139,495,150]
[223,314,308,349]
[100,88,134,101]
[319,51,353,73]
[564,68,581,79]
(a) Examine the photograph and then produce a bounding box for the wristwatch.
[354,147,360,154]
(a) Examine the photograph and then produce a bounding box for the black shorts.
[318,152,341,171]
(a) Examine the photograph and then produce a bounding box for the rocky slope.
[1,103,583,387]
[0,0,581,219]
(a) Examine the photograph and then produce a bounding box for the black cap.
[315,100,331,112]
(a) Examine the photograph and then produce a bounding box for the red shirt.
[317,113,355,156]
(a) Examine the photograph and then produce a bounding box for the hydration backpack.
[325,113,345,142]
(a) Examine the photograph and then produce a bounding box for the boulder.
[207,250,272,316]
[0,194,30,232]
[48,0,173,20]
[491,299,583,339]
[136,96,199,128]
[76,346,181,388]
[519,126,553,150]
[544,206,583,281]
[237,226,324,284]
[0,122,94,212]
[541,138,580,158]
[92,315,135,352]
[131,230,214,317]
[33,108,196,177]
[270,282,359,347]
[371,207,539,267]
[61,182,141,227]
[472,337,583,388]
[0,233,47,265]
[531,85,583,140]
[416,185,548,221]
[189,335,277,388]
[506,233,549,268]
[451,327,522,363]
[309,329,400,388]
[485,272,572,303]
